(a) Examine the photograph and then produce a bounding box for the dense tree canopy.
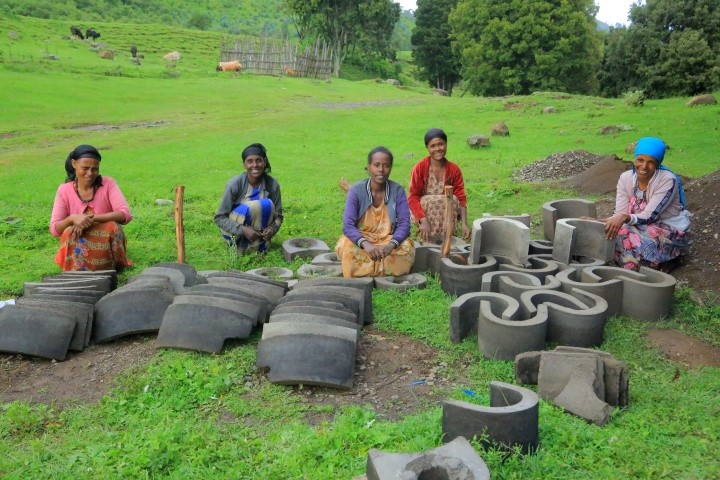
[284,0,400,76]
[410,0,461,95]
[599,0,720,98]
[449,0,602,97]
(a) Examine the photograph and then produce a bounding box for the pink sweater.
[614,169,686,228]
[50,176,132,237]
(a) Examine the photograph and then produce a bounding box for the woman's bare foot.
[339,177,350,193]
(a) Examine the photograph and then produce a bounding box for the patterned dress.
[55,206,131,271]
[335,203,415,278]
[410,172,460,244]
[614,188,689,270]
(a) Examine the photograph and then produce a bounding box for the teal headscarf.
[633,137,685,209]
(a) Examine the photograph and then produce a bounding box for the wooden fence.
[219,36,333,79]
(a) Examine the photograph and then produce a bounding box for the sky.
[396,0,635,26]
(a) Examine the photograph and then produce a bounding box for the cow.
[86,28,101,41]
[283,66,299,77]
[70,26,84,39]
[216,60,242,72]
[130,45,137,58]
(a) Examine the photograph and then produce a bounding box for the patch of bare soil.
[0,336,156,407]
[71,120,169,131]
[0,327,467,420]
[646,329,720,368]
[286,326,466,424]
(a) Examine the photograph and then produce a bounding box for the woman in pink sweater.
[50,145,133,271]
[601,137,690,272]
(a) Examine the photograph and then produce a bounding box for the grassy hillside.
[1,0,289,36]
[1,15,719,480]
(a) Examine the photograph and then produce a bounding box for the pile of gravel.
[515,150,608,182]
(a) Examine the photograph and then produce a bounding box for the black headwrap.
[424,128,448,146]
[65,144,102,184]
[241,143,272,173]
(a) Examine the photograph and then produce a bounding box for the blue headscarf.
[633,137,686,209]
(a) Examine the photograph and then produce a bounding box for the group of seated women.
[50,133,691,277]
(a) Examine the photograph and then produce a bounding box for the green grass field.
[1,15,719,479]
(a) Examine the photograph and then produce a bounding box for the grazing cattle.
[283,66,299,77]
[216,60,242,72]
[163,51,181,61]
[86,28,101,41]
[130,45,137,58]
[70,26,84,39]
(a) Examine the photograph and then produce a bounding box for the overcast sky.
[396,0,635,26]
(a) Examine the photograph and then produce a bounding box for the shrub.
[624,89,645,107]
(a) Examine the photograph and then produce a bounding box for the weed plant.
[0,15,719,479]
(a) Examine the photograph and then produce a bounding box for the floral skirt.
[55,221,131,271]
[410,194,460,244]
[334,236,415,278]
[614,222,688,271]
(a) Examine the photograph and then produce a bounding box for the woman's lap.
[55,221,130,271]
[615,222,688,270]
[221,198,275,253]
[335,236,415,278]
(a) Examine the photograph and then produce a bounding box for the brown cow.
[216,60,242,72]
[283,66,299,77]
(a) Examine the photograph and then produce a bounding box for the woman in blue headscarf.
[600,137,690,272]
[214,143,283,254]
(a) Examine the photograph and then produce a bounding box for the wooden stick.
[174,185,185,264]
[440,185,454,258]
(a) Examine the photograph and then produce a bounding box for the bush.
[624,89,645,107]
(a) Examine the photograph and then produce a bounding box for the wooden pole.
[440,185,454,258]
[174,185,185,264]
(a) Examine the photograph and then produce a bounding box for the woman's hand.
[602,214,627,239]
[361,242,381,261]
[418,217,432,242]
[241,226,261,242]
[381,243,395,258]
[260,226,275,242]
[70,213,94,238]
[461,222,471,241]
[362,242,395,261]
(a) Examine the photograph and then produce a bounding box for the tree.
[599,0,720,98]
[598,26,663,98]
[656,29,719,96]
[411,0,461,95]
[284,0,400,77]
[448,0,602,97]
[188,12,212,31]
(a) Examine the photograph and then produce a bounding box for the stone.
[685,94,717,107]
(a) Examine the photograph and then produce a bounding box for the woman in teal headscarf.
[600,137,690,272]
